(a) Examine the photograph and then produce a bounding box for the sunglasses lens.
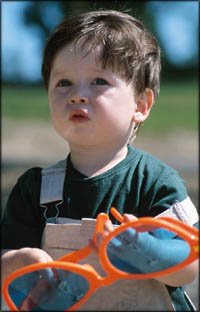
[106,226,190,274]
[8,268,89,310]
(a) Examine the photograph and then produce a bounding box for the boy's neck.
[69,145,129,177]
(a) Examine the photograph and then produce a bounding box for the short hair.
[41,10,161,97]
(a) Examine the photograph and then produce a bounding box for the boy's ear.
[132,88,154,123]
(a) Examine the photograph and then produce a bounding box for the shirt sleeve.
[1,167,45,249]
[143,168,199,225]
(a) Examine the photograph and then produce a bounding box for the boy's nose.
[68,97,88,104]
[68,87,89,105]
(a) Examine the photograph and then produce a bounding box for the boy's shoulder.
[129,146,185,194]
[18,159,67,183]
[129,145,178,175]
[18,166,42,183]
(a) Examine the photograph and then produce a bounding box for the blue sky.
[2,1,199,82]
[2,2,42,81]
[149,1,198,66]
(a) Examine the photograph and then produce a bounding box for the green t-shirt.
[1,146,197,310]
[2,146,190,248]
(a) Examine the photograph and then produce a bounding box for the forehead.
[51,41,102,71]
[50,39,130,83]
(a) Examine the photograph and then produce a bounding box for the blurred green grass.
[2,81,198,135]
[2,85,50,121]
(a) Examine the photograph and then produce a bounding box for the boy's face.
[48,42,144,149]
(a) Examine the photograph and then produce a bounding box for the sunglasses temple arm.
[58,245,92,263]
[57,213,110,263]
[110,207,124,223]
[57,210,121,263]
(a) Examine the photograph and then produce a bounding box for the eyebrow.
[51,67,114,78]
[50,68,67,77]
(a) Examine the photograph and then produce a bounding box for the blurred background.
[1,1,199,307]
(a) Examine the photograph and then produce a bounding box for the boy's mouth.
[69,109,90,122]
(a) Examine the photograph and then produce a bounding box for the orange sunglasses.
[2,207,199,311]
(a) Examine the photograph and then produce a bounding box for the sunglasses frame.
[3,261,102,311]
[2,211,199,311]
[98,215,198,279]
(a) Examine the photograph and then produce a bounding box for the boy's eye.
[93,78,109,85]
[57,79,72,87]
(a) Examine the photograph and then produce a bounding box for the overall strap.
[40,159,67,205]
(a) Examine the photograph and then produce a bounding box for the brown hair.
[41,10,161,97]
